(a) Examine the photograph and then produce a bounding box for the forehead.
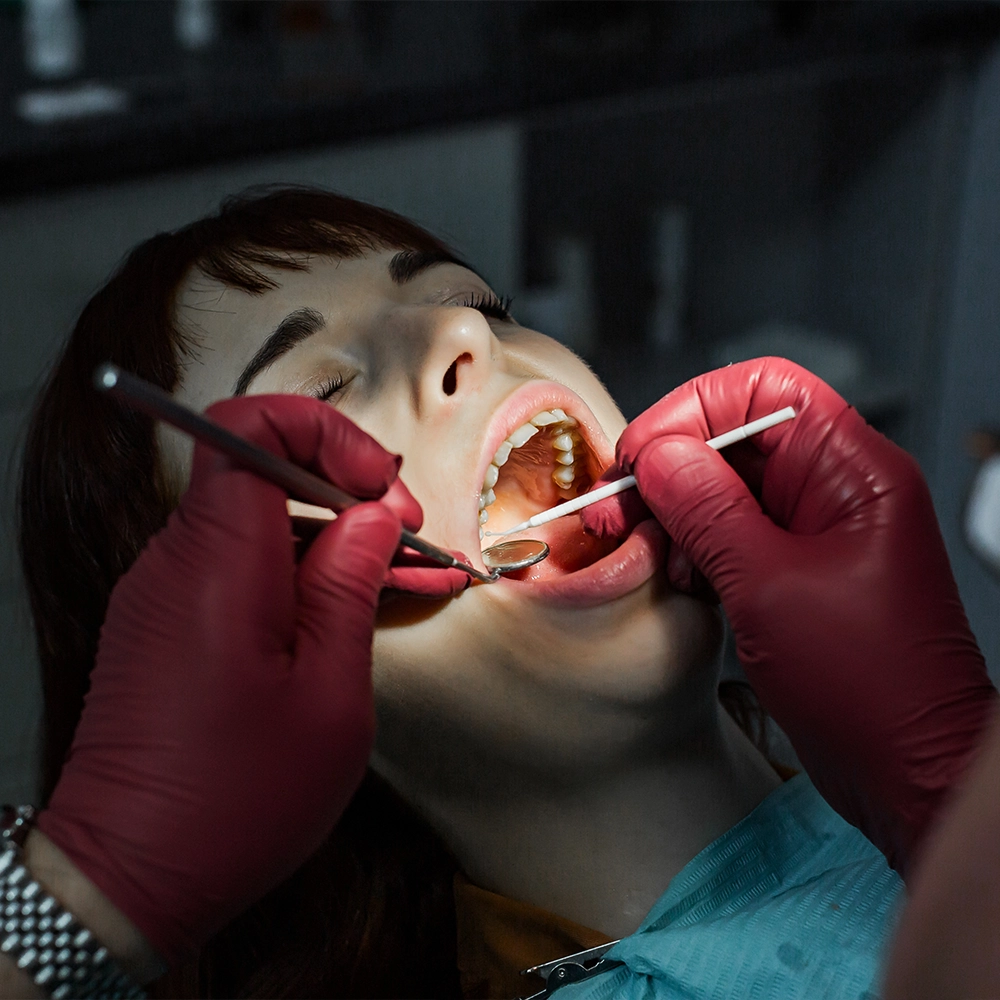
[175,249,486,333]
[173,253,387,406]
[176,250,395,328]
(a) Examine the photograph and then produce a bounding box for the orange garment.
[454,874,614,1000]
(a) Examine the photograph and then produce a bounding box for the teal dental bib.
[554,774,903,1000]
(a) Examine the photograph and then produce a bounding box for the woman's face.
[173,249,723,787]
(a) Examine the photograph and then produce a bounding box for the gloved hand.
[583,358,998,876]
[38,394,464,967]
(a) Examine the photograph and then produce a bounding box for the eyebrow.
[232,307,326,396]
[231,250,470,396]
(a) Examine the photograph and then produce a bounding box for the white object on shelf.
[712,323,866,400]
[966,455,1000,574]
[15,82,129,124]
[23,0,82,80]
[175,0,217,52]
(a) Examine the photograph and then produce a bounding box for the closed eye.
[315,373,345,402]
[461,290,513,321]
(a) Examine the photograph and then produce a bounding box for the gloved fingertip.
[384,566,471,597]
[581,494,628,537]
[381,478,424,532]
[632,434,722,502]
[447,569,473,594]
[440,549,475,594]
[666,542,695,594]
[384,546,475,598]
[582,487,650,540]
[636,433,698,464]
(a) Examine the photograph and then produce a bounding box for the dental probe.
[484,406,797,538]
[94,364,503,584]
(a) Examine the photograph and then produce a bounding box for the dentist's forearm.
[883,708,1000,999]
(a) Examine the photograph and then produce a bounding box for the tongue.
[491,513,619,581]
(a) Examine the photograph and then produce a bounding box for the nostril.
[442,353,472,396]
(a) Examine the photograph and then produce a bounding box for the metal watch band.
[1,806,146,999]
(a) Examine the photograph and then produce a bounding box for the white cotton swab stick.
[483,405,797,538]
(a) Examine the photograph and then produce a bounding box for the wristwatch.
[0,805,146,999]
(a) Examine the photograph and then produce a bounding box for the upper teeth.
[506,423,539,448]
[479,408,580,536]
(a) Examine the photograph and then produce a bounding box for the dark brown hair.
[18,186,462,998]
[18,184,774,998]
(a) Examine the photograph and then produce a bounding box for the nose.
[411,306,494,417]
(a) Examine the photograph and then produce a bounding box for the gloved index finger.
[615,357,850,473]
[203,394,402,500]
[384,546,472,597]
[631,433,786,585]
[581,460,652,540]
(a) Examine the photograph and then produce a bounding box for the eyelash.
[315,373,345,402]
[461,291,513,321]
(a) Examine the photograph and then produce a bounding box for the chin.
[453,552,726,711]
[534,572,722,700]
[370,567,725,780]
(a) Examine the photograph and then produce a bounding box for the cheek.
[507,331,627,441]
[339,401,470,543]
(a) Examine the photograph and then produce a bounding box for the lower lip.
[497,518,667,608]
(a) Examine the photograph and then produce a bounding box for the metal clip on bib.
[519,940,623,999]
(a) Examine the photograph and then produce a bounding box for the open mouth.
[477,406,620,578]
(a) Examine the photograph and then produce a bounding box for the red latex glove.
[583,358,998,876]
[38,394,465,966]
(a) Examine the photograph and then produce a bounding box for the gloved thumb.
[580,462,651,540]
[632,435,784,592]
[295,502,400,694]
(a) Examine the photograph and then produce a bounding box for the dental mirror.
[481,538,549,574]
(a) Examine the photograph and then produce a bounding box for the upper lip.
[471,381,614,544]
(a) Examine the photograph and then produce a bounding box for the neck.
[381,706,781,938]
